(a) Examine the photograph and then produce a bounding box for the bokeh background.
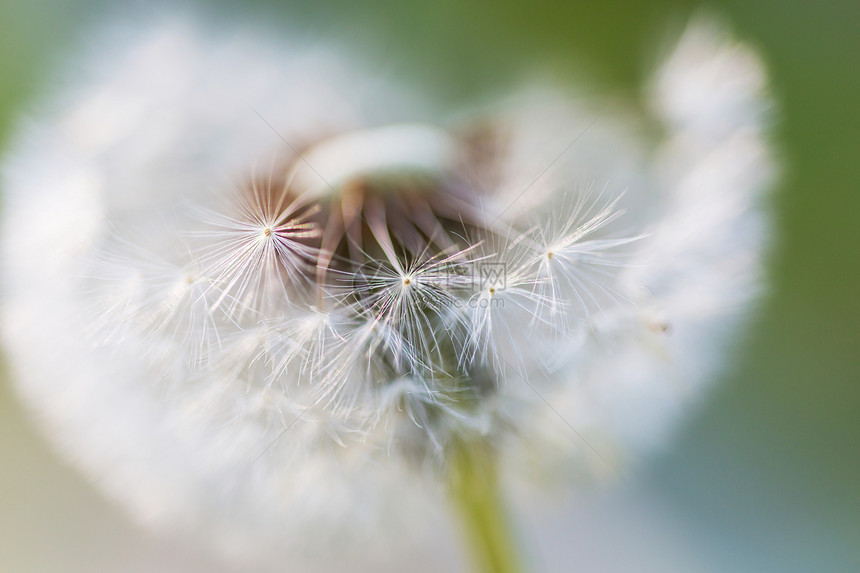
[1,0,857,571]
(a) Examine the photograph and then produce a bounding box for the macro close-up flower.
[8,3,845,572]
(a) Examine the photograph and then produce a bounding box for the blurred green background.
[1,0,857,571]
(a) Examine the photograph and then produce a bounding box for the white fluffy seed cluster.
[0,15,774,570]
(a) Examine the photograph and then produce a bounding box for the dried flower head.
[0,14,774,572]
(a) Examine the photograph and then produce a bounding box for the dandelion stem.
[449,439,525,573]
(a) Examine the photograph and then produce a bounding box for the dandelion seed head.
[0,13,775,570]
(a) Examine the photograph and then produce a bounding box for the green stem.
[448,440,525,573]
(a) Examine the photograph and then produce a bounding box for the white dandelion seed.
[193,178,322,317]
[87,234,230,368]
[349,242,479,371]
[458,236,554,378]
[525,188,645,333]
[0,13,775,573]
